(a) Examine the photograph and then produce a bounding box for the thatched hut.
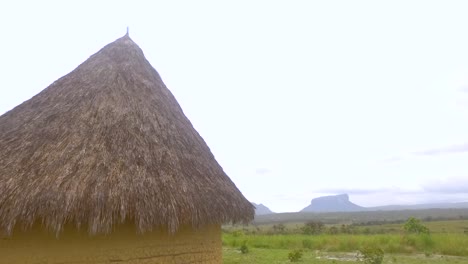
[0,34,254,263]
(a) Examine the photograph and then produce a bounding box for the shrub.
[403,217,429,234]
[240,244,249,254]
[272,223,286,234]
[363,227,371,235]
[340,224,353,234]
[288,249,303,262]
[328,226,339,235]
[358,246,384,264]
[301,221,324,235]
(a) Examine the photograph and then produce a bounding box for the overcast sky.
[1,1,468,212]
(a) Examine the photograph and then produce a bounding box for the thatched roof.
[0,34,254,235]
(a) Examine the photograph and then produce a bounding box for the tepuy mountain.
[254,194,468,214]
[300,194,468,213]
[301,194,365,212]
[252,203,275,215]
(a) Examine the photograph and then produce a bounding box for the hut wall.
[0,224,222,263]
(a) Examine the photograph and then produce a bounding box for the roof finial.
[126,26,129,37]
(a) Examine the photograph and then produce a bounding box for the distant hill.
[301,194,364,212]
[254,208,468,225]
[252,194,468,217]
[369,202,468,211]
[300,194,468,213]
[252,203,275,215]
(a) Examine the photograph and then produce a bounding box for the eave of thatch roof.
[0,34,254,235]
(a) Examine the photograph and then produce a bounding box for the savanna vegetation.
[222,217,468,263]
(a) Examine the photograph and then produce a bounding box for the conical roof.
[0,34,254,235]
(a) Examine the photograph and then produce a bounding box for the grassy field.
[223,247,468,264]
[222,219,468,263]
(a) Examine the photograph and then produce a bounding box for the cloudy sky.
[1,1,468,212]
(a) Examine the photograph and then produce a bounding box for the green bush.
[328,226,339,235]
[240,244,249,254]
[272,223,286,234]
[358,246,384,264]
[403,217,429,234]
[301,221,324,235]
[288,249,303,262]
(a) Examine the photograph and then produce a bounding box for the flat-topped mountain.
[301,194,364,212]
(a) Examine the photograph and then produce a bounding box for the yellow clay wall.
[0,224,221,264]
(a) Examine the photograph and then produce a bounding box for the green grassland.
[225,219,468,235]
[223,247,468,264]
[222,219,468,263]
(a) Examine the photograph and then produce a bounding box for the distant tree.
[403,217,429,234]
[272,223,286,234]
[340,224,354,234]
[301,221,324,235]
[363,227,371,235]
[328,226,339,235]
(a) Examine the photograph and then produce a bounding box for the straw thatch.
[0,34,254,235]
